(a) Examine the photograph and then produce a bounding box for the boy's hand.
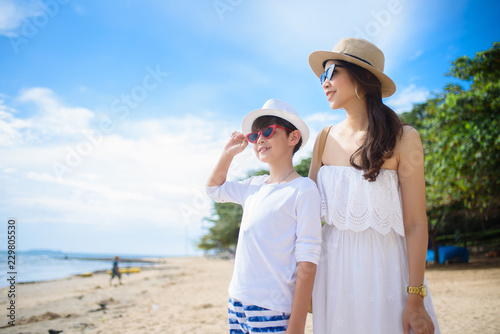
[206,131,248,187]
[225,131,248,157]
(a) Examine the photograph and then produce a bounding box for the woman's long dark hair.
[335,60,403,181]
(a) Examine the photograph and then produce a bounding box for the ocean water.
[0,250,160,287]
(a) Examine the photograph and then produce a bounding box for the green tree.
[295,156,312,177]
[198,201,242,255]
[424,43,500,218]
[400,42,500,263]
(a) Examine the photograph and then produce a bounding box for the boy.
[206,99,322,333]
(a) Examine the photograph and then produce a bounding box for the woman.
[308,38,440,333]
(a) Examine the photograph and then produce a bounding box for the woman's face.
[322,60,357,110]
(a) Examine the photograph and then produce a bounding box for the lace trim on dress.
[318,165,405,236]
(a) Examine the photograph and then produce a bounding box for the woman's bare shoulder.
[399,124,423,148]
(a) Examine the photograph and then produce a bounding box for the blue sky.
[0,0,499,256]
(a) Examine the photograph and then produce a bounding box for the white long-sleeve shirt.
[206,175,322,313]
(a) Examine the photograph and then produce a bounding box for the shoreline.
[2,255,189,288]
[62,257,162,263]
[1,256,499,333]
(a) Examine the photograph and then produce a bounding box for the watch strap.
[407,284,427,298]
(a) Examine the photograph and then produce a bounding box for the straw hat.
[309,37,396,97]
[241,99,309,150]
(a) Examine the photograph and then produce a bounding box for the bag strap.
[316,126,332,167]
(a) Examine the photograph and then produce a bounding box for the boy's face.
[251,126,299,164]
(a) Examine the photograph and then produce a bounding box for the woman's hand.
[403,295,435,334]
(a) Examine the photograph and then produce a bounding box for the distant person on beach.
[110,256,123,286]
[206,99,322,333]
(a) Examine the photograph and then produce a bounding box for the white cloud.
[18,87,94,140]
[0,0,43,36]
[0,88,94,146]
[386,84,430,114]
[0,106,32,146]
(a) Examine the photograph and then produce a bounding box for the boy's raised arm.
[207,131,248,187]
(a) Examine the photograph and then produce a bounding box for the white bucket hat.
[241,99,309,150]
[309,37,396,97]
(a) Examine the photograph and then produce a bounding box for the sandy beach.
[2,256,499,334]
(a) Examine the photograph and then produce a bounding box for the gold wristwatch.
[407,284,427,298]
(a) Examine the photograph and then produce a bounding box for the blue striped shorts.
[228,297,290,333]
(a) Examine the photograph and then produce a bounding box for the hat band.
[342,53,373,67]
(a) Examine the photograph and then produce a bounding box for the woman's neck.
[343,100,369,133]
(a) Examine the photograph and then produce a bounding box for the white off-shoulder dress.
[312,166,440,334]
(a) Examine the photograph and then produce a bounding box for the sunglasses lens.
[320,73,326,84]
[247,126,277,143]
[262,126,274,138]
[247,133,258,143]
[321,65,335,84]
[326,65,334,80]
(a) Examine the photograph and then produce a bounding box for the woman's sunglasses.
[246,124,293,143]
[320,64,343,84]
